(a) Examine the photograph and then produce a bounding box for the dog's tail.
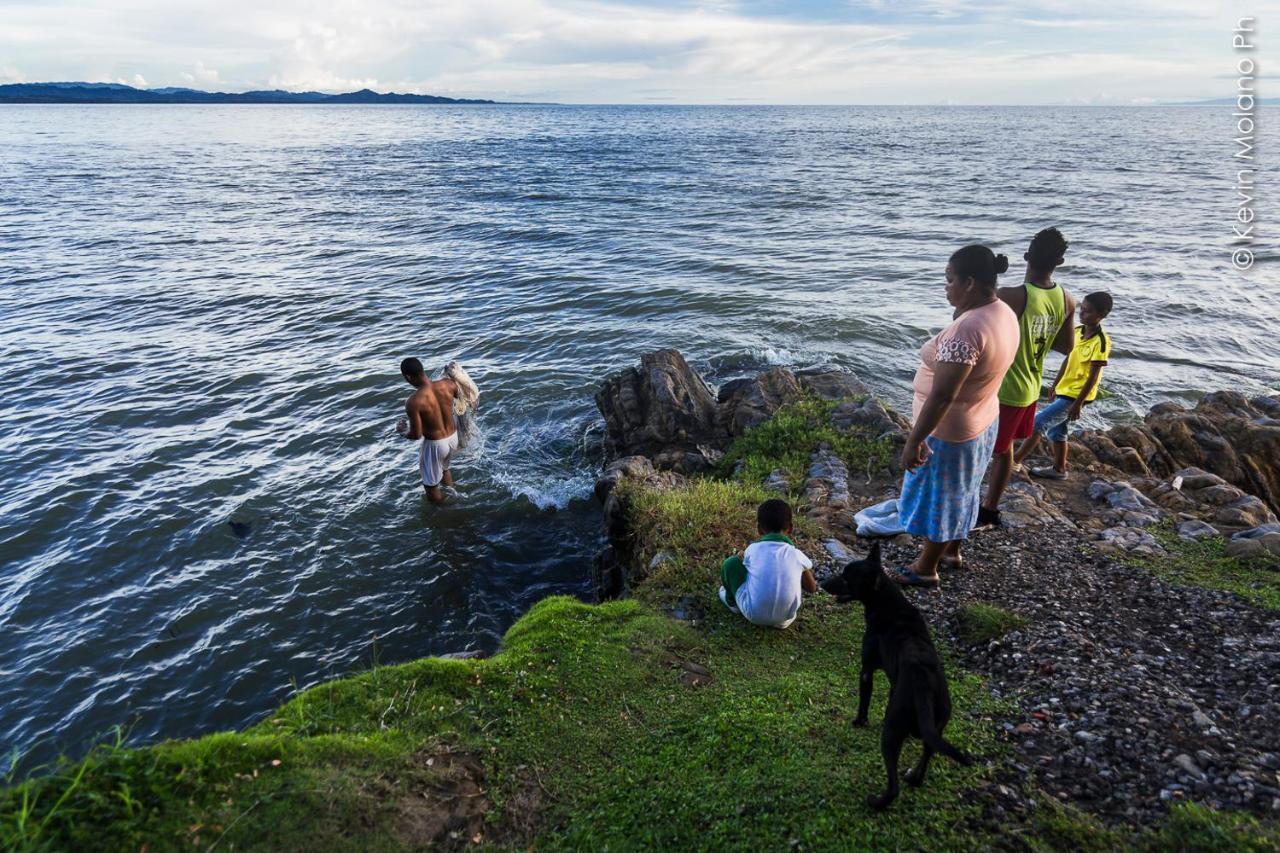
[915,696,974,766]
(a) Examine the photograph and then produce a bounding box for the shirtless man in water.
[397,357,460,503]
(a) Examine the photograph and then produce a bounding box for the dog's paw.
[903,768,924,787]
[851,716,869,728]
[957,752,976,767]
[865,792,894,810]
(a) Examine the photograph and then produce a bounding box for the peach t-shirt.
[911,299,1019,443]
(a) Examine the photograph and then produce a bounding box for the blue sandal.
[889,565,941,589]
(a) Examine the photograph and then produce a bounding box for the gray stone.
[804,446,851,509]
[1233,523,1280,540]
[1087,479,1114,502]
[823,539,858,565]
[716,367,806,439]
[596,349,720,470]
[594,455,656,502]
[648,550,676,572]
[1107,483,1155,512]
[1226,537,1265,560]
[1215,495,1278,529]
[1174,754,1207,781]
[763,468,790,494]
[794,368,872,401]
[1177,519,1219,540]
[830,396,909,441]
[1175,467,1229,491]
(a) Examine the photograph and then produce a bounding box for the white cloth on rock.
[854,498,907,537]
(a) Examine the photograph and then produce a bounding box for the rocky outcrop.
[596,350,721,473]
[794,368,872,402]
[998,480,1073,530]
[592,455,687,599]
[1226,523,1280,560]
[1077,392,1280,515]
[593,350,898,598]
[596,350,904,477]
[1146,467,1278,533]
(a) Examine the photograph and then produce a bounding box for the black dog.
[821,542,974,809]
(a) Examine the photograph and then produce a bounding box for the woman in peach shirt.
[892,245,1020,588]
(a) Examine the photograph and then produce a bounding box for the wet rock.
[596,349,720,471]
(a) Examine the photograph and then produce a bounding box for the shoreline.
[3,351,1278,849]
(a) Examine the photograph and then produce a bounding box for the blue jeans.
[1033,395,1078,443]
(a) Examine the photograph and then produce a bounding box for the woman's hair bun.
[993,253,1010,274]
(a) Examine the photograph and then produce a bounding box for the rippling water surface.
[1,104,1276,769]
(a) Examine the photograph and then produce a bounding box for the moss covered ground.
[1131,523,1280,612]
[4,401,1277,850]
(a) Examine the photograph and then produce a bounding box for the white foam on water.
[755,346,794,365]
[495,468,597,512]
[483,413,599,511]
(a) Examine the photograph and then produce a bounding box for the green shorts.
[720,555,747,608]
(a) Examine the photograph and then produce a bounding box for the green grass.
[2,596,1010,851]
[716,395,894,491]
[1130,524,1280,611]
[5,425,1278,849]
[954,603,1029,645]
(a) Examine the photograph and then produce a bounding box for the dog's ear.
[873,569,883,591]
[868,540,882,566]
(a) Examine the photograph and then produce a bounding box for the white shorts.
[420,433,459,488]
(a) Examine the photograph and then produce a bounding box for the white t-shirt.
[735,538,814,629]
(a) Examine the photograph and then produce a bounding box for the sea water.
[1,104,1276,769]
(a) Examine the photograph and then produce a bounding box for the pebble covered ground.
[876,525,1280,827]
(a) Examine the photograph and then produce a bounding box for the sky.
[0,0,1260,104]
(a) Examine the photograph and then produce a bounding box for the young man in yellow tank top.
[977,228,1076,529]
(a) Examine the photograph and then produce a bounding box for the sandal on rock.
[1030,467,1068,480]
[888,565,941,589]
[972,506,1001,532]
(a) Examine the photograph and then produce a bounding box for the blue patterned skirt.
[899,418,998,543]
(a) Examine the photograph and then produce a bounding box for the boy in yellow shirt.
[1014,292,1113,479]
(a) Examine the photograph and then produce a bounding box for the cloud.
[0,0,1241,102]
[179,60,222,86]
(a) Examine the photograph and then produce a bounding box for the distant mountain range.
[0,82,499,104]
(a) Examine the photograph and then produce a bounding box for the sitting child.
[719,498,817,629]
[1014,291,1114,479]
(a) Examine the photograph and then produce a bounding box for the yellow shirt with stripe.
[1055,325,1111,402]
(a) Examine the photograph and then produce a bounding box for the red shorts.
[994,402,1037,454]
